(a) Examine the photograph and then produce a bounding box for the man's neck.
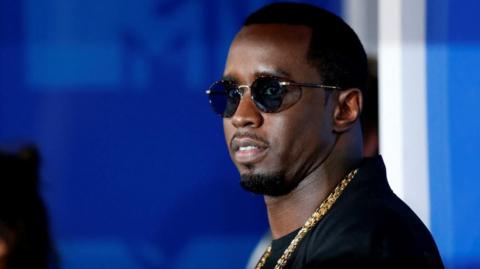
[264,150,362,239]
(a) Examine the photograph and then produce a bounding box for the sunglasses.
[206,76,341,117]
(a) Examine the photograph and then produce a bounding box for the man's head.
[214,3,367,196]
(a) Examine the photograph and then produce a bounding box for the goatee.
[240,173,298,196]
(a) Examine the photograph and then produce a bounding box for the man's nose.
[231,91,263,128]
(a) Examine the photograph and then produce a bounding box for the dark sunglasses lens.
[252,78,285,112]
[208,81,240,117]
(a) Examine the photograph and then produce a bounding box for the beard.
[240,172,299,196]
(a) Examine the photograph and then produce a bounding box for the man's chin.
[239,173,297,196]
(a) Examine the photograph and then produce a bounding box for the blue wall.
[428,0,480,267]
[0,0,341,268]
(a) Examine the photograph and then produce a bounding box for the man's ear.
[332,88,363,133]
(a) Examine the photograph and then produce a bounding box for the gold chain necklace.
[255,168,358,269]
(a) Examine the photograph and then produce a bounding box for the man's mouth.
[231,136,269,164]
[239,145,260,151]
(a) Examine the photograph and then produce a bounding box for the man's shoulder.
[318,156,434,243]
[299,166,444,268]
[335,175,429,236]
[308,181,432,248]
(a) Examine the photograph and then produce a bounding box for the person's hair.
[244,2,368,94]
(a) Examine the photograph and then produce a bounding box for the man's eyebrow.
[254,69,292,79]
[221,68,292,83]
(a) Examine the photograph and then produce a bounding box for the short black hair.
[244,2,368,93]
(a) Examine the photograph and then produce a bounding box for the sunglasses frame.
[206,76,342,117]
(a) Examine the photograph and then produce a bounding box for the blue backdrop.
[427,0,480,268]
[0,0,341,268]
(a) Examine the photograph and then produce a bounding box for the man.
[206,3,443,268]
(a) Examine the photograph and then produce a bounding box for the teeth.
[239,146,258,151]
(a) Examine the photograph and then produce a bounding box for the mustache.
[230,132,270,148]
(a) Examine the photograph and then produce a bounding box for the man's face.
[223,24,337,196]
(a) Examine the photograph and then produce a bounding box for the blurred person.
[362,58,379,157]
[0,146,58,269]
[206,3,443,268]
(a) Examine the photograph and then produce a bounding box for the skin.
[223,24,364,239]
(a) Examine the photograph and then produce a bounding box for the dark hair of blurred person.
[0,146,58,269]
[362,58,379,157]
